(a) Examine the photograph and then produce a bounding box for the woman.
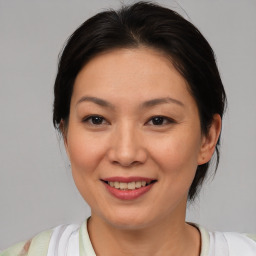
[1,1,255,255]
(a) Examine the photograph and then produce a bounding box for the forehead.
[72,47,193,107]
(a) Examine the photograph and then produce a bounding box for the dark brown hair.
[53,1,226,200]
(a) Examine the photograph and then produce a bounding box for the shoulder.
[222,232,256,250]
[1,222,86,256]
[0,240,30,256]
[246,233,256,242]
[0,227,53,256]
[195,224,256,256]
[209,230,256,255]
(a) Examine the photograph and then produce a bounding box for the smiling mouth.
[101,180,157,190]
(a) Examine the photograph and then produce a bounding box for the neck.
[87,201,201,256]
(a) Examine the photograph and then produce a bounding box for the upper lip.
[101,176,156,183]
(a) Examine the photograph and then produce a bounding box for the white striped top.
[1,219,256,256]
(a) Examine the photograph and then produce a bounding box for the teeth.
[135,181,142,188]
[128,181,135,190]
[120,182,128,190]
[114,181,120,189]
[107,181,150,190]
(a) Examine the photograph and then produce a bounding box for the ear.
[197,114,222,165]
[59,119,70,159]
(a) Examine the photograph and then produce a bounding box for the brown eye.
[147,116,175,126]
[151,116,165,125]
[83,115,107,125]
[91,116,104,124]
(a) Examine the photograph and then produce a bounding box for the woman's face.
[64,47,207,229]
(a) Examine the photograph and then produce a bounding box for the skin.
[63,47,221,256]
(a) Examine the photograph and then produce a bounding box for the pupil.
[152,117,163,125]
[92,116,103,124]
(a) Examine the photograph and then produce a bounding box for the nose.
[107,123,147,167]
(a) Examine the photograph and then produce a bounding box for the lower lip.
[103,182,155,200]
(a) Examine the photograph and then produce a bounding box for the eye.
[147,116,175,126]
[83,115,108,125]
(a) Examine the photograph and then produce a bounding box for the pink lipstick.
[101,177,157,200]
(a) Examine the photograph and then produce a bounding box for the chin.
[101,208,157,231]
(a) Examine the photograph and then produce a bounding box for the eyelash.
[82,115,175,126]
[146,116,176,126]
[82,115,108,125]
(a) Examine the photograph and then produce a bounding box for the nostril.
[112,160,141,167]
[107,143,147,167]
[112,161,120,166]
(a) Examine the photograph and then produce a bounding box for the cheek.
[150,131,201,172]
[148,135,201,209]
[148,128,202,198]
[67,129,106,173]
[66,128,108,205]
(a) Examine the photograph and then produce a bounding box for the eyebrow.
[141,97,184,108]
[76,96,115,109]
[76,96,184,109]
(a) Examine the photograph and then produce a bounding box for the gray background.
[0,0,255,250]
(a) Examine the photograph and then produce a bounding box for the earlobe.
[197,114,222,165]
